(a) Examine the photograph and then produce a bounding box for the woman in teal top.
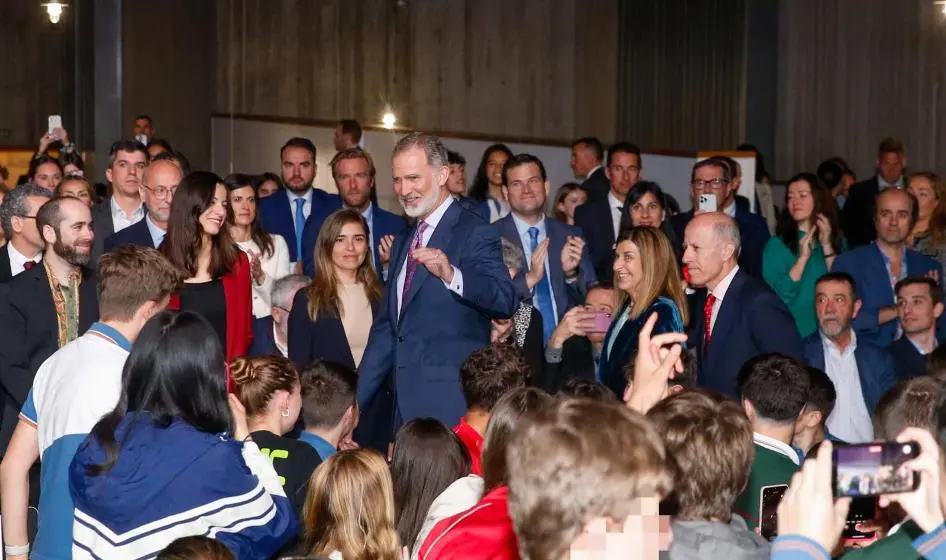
[763,173,844,336]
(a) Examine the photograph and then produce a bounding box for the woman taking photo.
[762,173,843,337]
[224,173,291,319]
[469,144,513,223]
[599,227,688,399]
[621,182,680,255]
[552,183,587,226]
[161,171,253,360]
[69,311,297,558]
[908,171,946,270]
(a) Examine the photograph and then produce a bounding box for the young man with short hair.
[298,359,359,460]
[792,366,840,458]
[888,276,945,380]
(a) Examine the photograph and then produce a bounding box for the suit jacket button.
[397,336,404,343]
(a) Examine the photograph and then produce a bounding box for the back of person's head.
[737,354,811,425]
[874,377,943,440]
[624,346,698,398]
[556,379,617,402]
[797,366,836,429]
[300,448,400,560]
[459,345,529,413]
[85,311,230,476]
[929,345,946,382]
[508,398,674,560]
[229,355,301,434]
[338,119,363,145]
[157,536,234,560]
[97,245,183,322]
[153,150,191,176]
[481,387,553,493]
[390,418,471,548]
[647,390,753,521]
[300,360,358,432]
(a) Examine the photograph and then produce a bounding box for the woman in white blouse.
[224,174,291,318]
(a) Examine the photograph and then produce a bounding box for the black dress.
[178,279,227,349]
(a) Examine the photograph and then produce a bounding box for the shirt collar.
[754,432,801,465]
[607,191,624,211]
[273,323,288,358]
[820,330,858,355]
[145,214,166,244]
[7,242,40,269]
[420,196,455,232]
[722,201,737,218]
[299,431,337,459]
[878,175,905,190]
[357,201,374,222]
[286,188,313,205]
[709,265,739,301]
[110,196,144,219]
[511,212,545,237]
[87,322,133,352]
[907,335,934,356]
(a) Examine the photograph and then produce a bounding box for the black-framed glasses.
[690,179,729,191]
[16,215,37,220]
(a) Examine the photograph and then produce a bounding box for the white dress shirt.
[144,214,166,248]
[7,242,41,277]
[236,235,292,318]
[722,201,737,218]
[110,196,145,233]
[607,192,623,242]
[821,332,874,443]
[273,322,288,358]
[286,189,314,222]
[396,197,463,316]
[353,202,376,269]
[709,265,739,333]
[510,214,559,321]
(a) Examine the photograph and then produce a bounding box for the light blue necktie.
[528,227,556,344]
[293,198,305,261]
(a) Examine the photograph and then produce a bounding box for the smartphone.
[697,193,717,213]
[47,114,62,135]
[589,312,612,334]
[841,497,879,545]
[833,441,919,498]
[759,484,788,541]
[135,133,149,146]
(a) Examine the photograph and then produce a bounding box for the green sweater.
[840,519,924,559]
[734,438,800,530]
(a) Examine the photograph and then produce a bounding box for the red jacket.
[418,486,518,560]
[168,251,253,360]
[453,418,484,476]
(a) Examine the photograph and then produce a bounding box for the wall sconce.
[381,105,397,129]
[43,2,68,24]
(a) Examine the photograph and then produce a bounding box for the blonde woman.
[908,171,946,270]
[298,449,401,560]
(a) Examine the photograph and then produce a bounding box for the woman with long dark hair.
[762,172,844,336]
[469,144,513,223]
[161,171,253,360]
[68,311,297,558]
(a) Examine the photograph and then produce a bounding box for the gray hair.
[271,274,310,310]
[501,237,526,272]
[713,215,742,256]
[0,183,52,239]
[393,132,448,170]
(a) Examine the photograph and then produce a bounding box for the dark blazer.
[539,336,597,394]
[357,200,517,427]
[0,264,98,452]
[247,316,279,357]
[455,196,489,220]
[259,188,342,262]
[832,244,941,348]
[573,194,619,281]
[670,208,771,279]
[493,214,597,322]
[581,167,610,200]
[887,336,937,381]
[804,333,897,414]
[0,244,12,283]
[842,176,882,248]
[103,217,157,252]
[90,199,117,265]
[301,204,407,279]
[689,268,804,398]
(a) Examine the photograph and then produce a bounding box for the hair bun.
[228,357,256,386]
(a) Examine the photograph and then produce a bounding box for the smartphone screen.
[833,441,919,498]
[47,115,62,135]
[589,312,611,334]
[697,193,717,213]
[759,484,788,541]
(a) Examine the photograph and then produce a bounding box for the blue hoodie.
[69,414,297,559]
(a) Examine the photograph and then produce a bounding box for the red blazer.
[168,251,254,361]
[418,486,518,560]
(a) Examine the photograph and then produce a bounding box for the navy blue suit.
[103,218,158,252]
[690,268,804,397]
[887,336,938,381]
[804,333,897,414]
[573,194,618,282]
[831,244,942,348]
[357,199,517,427]
[493,214,597,323]
[671,208,771,279]
[258,188,342,262]
[301,204,407,279]
[247,316,279,357]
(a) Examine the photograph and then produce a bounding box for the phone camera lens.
[902,444,913,454]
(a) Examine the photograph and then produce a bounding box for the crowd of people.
[2,116,946,559]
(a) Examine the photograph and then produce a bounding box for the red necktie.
[703,293,717,349]
[23,261,36,271]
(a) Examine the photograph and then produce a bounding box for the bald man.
[683,213,803,397]
[104,158,183,251]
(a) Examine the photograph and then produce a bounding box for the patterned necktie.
[528,227,556,344]
[293,198,305,261]
[401,221,429,313]
[23,260,36,271]
[703,293,717,350]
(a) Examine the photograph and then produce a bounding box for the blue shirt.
[298,431,336,461]
[145,214,166,248]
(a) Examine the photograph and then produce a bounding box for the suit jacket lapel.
[546,220,565,320]
[706,270,746,369]
[403,203,460,314]
[388,232,411,323]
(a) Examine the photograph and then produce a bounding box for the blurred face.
[557,189,587,222]
[682,218,729,288]
[393,147,448,219]
[897,282,943,335]
[280,146,316,194]
[331,221,368,274]
[815,280,859,338]
[629,191,664,227]
[486,150,508,187]
[446,163,466,196]
[105,150,148,197]
[335,157,372,211]
[504,162,548,217]
[63,163,82,177]
[840,172,855,195]
[584,287,616,344]
[570,143,596,178]
[133,118,153,139]
[258,179,280,198]
[690,164,732,211]
[198,184,228,236]
[140,161,181,225]
[605,152,641,199]
[787,179,815,224]
[147,143,167,159]
[228,185,257,228]
[32,162,63,192]
[613,240,644,297]
[908,176,938,222]
[333,125,352,152]
[877,151,905,184]
[874,189,914,245]
[47,199,94,267]
[13,196,48,250]
[59,179,92,207]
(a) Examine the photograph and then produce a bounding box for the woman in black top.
[230,355,321,517]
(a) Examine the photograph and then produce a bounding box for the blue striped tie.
[528,227,556,344]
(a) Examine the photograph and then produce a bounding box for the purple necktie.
[401,221,429,312]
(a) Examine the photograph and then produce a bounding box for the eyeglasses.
[690,179,729,191]
[143,183,178,199]
[16,215,36,220]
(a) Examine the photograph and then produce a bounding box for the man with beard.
[104,158,182,251]
[803,272,897,443]
[357,132,516,432]
[259,137,342,266]
[90,140,149,264]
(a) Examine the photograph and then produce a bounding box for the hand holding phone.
[48,115,62,136]
[697,193,717,213]
[588,312,612,334]
[760,484,788,540]
[878,427,946,533]
[833,441,919,498]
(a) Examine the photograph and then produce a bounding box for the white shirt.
[396,197,464,316]
[236,235,292,318]
[109,196,145,233]
[821,332,874,443]
[7,242,41,277]
[607,192,623,242]
[722,201,737,218]
[510,213,559,321]
[273,323,288,358]
[286,188,314,223]
[709,265,739,333]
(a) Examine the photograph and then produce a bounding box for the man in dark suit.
[0,184,51,282]
[104,157,183,252]
[90,140,150,265]
[0,197,99,453]
[301,149,405,279]
[571,137,609,200]
[493,153,597,343]
[670,157,770,279]
[248,273,309,358]
[574,142,643,281]
[357,132,517,428]
[842,138,907,248]
[804,272,897,443]
[684,212,803,398]
[259,137,342,266]
[887,276,944,380]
